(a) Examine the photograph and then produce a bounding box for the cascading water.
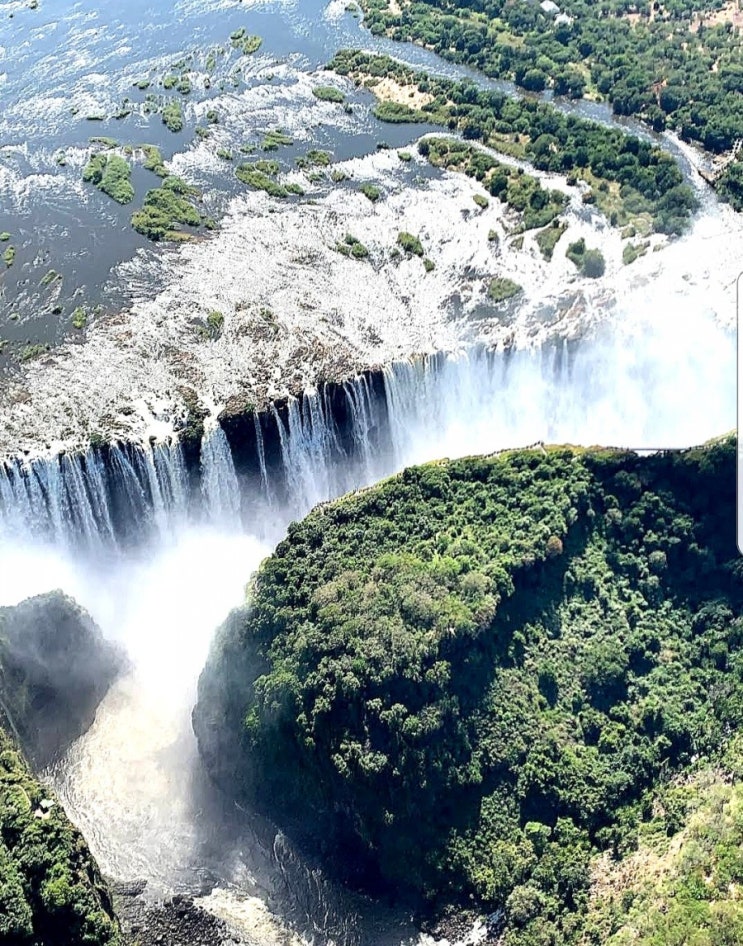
[0,306,736,943]
[201,422,242,529]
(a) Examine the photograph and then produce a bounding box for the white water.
[0,254,736,942]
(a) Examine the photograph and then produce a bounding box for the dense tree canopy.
[358,0,743,157]
[331,50,699,233]
[196,437,742,943]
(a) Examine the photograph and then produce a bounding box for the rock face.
[0,592,127,944]
[0,590,126,767]
[193,438,742,941]
[112,885,246,946]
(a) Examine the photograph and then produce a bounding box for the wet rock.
[112,881,252,946]
[0,590,126,766]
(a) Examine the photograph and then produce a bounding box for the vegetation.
[488,275,522,301]
[230,29,262,55]
[261,129,293,151]
[131,176,202,241]
[335,234,369,259]
[0,232,10,242]
[88,136,118,150]
[355,0,743,158]
[235,161,303,197]
[40,269,60,288]
[19,345,46,362]
[0,726,120,945]
[0,594,121,944]
[359,182,381,202]
[717,160,743,212]
[82,153,134,204]
[566,238,606,277]
[331,50,699,234]
[622,240,650,266]
[397,230,424,256]
[418,137,567,230]
[397,150,412,162]
[196,438,741,944]
[373,100,428,123]
[421,137,568,232]
[161,99,184,133]
[71,307,88,330]
[138,144,168,177]
[312,85,346,104]
[535,220,568,260]
[296,149,332,169]
[584,737,743,945]
[2,246,15,267]
[195,310,225,341]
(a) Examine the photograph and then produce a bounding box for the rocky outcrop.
[0,590,126,767]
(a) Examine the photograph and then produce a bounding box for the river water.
[0,2,740,944]
[0,0,717,365]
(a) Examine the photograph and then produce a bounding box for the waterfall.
[0,438,190,551]
[273,389,343,515]
[0,330,735,555]
[253,412,273,506]
[343,374,385,487]
[200,424,242,528]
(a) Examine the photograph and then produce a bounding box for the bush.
[312,85,345,103]
[162,99,184,132]
[373,100,427,123]
[582,248,606,278]
[131,177,201,240]
[82,153,134,204]
[360,182,381,202]
[336,234,369,259]
[488,276,522,302]
[535,221,567,260]
[397,231,424,256]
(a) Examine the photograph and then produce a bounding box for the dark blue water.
[0,0,705,366]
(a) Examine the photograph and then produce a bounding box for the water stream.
[0,1,738,943]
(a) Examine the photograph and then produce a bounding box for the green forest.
[357,0,743,153]
[196,437,743,945]
[331,50,699,234]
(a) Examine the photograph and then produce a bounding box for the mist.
[0,249,736,940]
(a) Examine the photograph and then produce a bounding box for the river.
[0,1,740,944]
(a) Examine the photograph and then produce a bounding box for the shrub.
[397,231,424,256]
[312,86,345,103]
[162,100,184,132]
[360,182,380,202]
[488,276,521,302]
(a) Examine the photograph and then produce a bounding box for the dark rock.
[0,590,126,766]
[111,881,250,946]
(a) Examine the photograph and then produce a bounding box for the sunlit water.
[0,0,739,943]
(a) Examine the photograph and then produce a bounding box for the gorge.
[0,0,741,943]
